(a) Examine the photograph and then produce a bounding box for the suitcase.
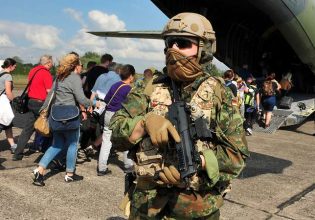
[278,96,293,109]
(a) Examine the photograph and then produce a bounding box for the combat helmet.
[162,12,216,63]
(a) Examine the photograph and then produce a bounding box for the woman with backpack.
[258,72,281,128]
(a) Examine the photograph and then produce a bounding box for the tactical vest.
[134,77,219,191]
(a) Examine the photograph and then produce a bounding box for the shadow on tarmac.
[278,112,315,136]
[0,158,6,170]
[0,138,10,152]
[240,151,292,179]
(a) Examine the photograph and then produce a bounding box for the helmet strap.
[197,40,204,63]
[199,40,214,64]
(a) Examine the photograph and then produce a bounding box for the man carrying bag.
[13,55,53,161]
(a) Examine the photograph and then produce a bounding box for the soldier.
[110,12,249,219]
[135,68,154,89]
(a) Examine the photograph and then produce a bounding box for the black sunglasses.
[165,37,198,49]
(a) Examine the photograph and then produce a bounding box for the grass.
[13,73,145,89]
[12,74,28,89]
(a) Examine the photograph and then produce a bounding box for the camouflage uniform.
[135,69,161,90]
[110,12,249,219]
[110,73,249,219]
[135,77,149,90]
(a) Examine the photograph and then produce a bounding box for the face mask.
[165,48,203,82]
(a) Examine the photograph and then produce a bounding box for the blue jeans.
[262,95,276,112]
[39,129,80,173]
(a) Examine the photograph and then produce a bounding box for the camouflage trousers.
[129,187,223,220]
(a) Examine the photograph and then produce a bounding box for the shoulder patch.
[191,77,217,110]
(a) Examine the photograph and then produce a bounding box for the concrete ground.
[0,112,314,220]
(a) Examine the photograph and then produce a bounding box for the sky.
[0,0,228,73]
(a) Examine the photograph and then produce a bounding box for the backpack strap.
[0,72,9,78]
[0,72,10,95]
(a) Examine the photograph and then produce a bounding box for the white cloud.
[25,26,61,50]
[70,10,165,71]
[0,34,15,47]
[0,20,61,50]
[0,11,166,72]
[88,10,125,30]
[69,28,108,54]
[64,8,86,28]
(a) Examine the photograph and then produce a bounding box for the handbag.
[0,90,14,126]
[34,108,51,137]
[49,104,80,131]
[34,79,57,137]
[12,68,45,114]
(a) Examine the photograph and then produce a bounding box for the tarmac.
[0,111,314,220]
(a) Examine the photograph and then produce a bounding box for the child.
[243,76,260,135]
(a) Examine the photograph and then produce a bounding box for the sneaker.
[32,169,45,186]
[84,145,95,157]
[97,168,112,176]
[246,128,253,135]
[64,173,84,182]
[77,149,86,159]
[10,144,17,154]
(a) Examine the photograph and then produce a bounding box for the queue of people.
[223,68,283,135]
[1,11,308,219]
[1,52,285,178]
[0,51,284,185]
[0,12,253,219]
[0,51,152,187]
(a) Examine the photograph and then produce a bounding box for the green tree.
[81,52,101,68]
[12,56,23,64]
[13,63,32,75]
[204,63,224,77]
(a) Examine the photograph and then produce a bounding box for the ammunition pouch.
[134,138,163,189]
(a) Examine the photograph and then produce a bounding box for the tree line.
[10,52,100,76]
[10,51,223,77]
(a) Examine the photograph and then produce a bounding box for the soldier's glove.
[159,165,182,185]
[144,113,181,148]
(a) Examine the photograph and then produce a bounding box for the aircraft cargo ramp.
[253,93,314,134]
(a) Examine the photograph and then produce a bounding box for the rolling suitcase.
[278,96,293,109]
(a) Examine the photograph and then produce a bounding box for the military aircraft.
[89,0,315,133]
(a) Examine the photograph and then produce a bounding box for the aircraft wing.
[88,31,163,40]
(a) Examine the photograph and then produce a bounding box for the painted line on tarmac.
[277,183,315,211]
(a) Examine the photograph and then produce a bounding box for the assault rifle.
[168,80,213,182]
